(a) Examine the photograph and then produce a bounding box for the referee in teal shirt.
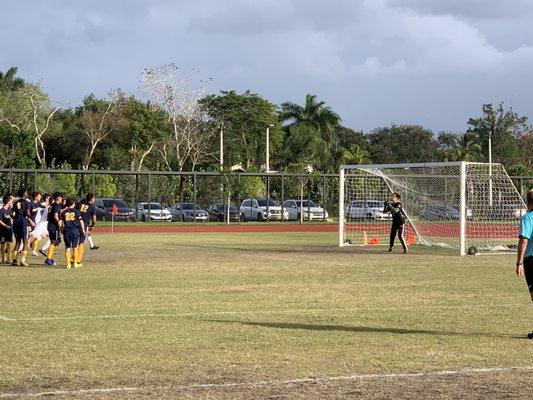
[516,190,533,339]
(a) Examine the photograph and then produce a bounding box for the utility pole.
[266,124,274,173]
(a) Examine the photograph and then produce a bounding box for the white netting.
[340,162,526,254]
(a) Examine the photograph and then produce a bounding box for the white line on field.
[0,366,531,398]
[0,316,9,320]
[0,303,524,322]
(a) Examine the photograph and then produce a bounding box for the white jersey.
[32,206,49,239]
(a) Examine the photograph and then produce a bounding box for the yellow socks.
[21,250,28,264]
[47,244,56,260]
[78,243,85,263]
[5,242,12,262]
[1,243,5,262]
[65,249,72,268]
[31,240,38,251]
[73,247,81,267]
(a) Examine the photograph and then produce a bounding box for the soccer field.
[0,232,531,399]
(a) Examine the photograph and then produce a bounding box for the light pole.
[266,124,274,173]
[220,125,224,170]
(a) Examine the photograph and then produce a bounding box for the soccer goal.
[339,162,526,255]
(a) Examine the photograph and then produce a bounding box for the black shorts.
[64,235,80,249]
[13,222,28,240]
[48,223,60,242]
[524,257,533,293]
[0,229,13,243]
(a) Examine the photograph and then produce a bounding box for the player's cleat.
[39,250,47,257]
[528,332,533,340]
[388,248,392,252]
[20,261,29,267]
[403,250,408,254]
[31,250,39,257]
[90,246,99,250]
[11,260,19,266]
[66,264,72,269]
[73,263,81,268]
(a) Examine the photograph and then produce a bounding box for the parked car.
[208,203,239,222]
[345,200,391,220]
[488,204,527,220]
[94,198,134,221]
[282,199,329,221]
[420,204,473,220]
[239,198,289,221]
[136,202,172,222]
[169,202,209,222]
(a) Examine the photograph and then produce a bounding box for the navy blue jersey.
[12,199,30,224]
[61,208,83,237]
[48,203,62,227]
[77,201,95,225]
[0,207,12,229]
[29,200,42,222]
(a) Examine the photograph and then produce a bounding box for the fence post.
[8,171,13,193]
[237,174,241,224]
[91,172,96,194]
[307,177,311,223]
[135,174,139,222]
[147,172,152,223]
[281,173,285,223]
[322,175,327,222]
[193,172,197,223]
[33,171,37,191]
[266,174,270,222]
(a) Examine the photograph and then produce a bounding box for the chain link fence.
[0,168,530,223]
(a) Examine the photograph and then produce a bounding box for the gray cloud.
[0,0,531,133]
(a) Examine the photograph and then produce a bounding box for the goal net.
[339,162,526,255]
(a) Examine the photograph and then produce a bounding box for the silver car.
[345,200,391,220]
[282,199,329,221]
[239,198,289,221]
[169,202,209,222]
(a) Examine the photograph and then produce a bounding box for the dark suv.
[208,203,239,222]
[94,198,135,221]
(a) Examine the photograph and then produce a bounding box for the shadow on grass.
[210,320,524,339]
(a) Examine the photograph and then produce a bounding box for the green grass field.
[0,232,531,399]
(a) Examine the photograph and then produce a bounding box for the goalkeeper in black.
[383,193,408,254]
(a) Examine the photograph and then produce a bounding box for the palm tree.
[338,144,371,166]
[280,94,341,142]
[448,132,484,162]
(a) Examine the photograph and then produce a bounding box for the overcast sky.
[1,0,532,133]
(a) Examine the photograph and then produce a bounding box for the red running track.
[93,224,338,234]
[94,222,518,238]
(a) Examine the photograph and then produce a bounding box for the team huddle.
[0,189,99,268]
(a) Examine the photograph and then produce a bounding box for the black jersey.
[12,199,31,225]
[0,207,12,229]
[48,203,62,227]
[77,200,95,226]
[61,208,83,237]
[29,200,42,223]
[384,201,406,226]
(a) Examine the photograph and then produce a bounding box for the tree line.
[1,65,532,177]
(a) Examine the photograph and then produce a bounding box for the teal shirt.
[519,210,533,258]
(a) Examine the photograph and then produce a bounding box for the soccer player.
[29,192,43,255]
[28,194,50,256]
[383,193,408,254]
[0,194,14,264]
[11,189,35,266]
[44,192,63,266]
[516,189,533,339]
[77,193,99,263]
[61,197,85,269]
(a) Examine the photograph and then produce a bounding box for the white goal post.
[339,162,526,255]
